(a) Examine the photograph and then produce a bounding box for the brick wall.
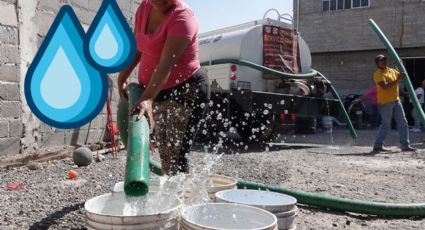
[312,47,425,96]
[0,0,141,156]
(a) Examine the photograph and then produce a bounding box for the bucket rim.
[181,203,277,230]
[215,189,297,208]
[84,192,181,218]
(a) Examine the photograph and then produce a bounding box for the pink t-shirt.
[363,86,378,105]
[134,0,200,89]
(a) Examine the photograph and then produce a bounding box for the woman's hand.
[118,77,128,101]
[129,98,155,132]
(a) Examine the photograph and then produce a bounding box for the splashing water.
[122,153,225,217]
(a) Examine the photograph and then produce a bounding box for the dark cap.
[375,54,387,63]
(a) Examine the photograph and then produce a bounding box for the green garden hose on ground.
[149,160,425,217]
[368,19,425,125]
[117,83,150,196]
[201,59,358,139]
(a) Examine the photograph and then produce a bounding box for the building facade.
[294,0,425,95]
[0,0,141,156]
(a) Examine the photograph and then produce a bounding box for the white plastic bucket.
[205,175,237,200]
[181,203,277,230]
[84,192,181,230]
[215,190,298,230]
[183,174,237,202]
[322,116,333,133]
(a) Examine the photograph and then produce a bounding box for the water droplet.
[86,0,136,72]
[263,109,269,115]
[24,7,107,128]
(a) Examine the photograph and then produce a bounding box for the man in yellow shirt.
[372,54,416,153]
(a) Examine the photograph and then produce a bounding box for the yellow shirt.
[373,68,400,105]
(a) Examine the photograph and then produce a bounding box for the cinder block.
[71,0,89,10]
[0,121,8,138]
[0,2,18,27]
[0,25,19,45]
[0,137,20,156]
[0,44,20,64]
[0,82,19,101]
[65,129,88,146]
[37,0,63,13]
[41,131,65,147]
[0,64,19,82]
[0,101,21,118]
[9,119,23,138]
[86,129,105,144]
[32,11,55,37]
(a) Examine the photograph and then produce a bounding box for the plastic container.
[322,116,333,133]
[215,189,298,230]
[84,191,181,230]
[183,174,237,202]
[181,203,277,230]
[205,174,237,200]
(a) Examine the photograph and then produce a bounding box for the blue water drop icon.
[85,0,136,72]
[24,6,108,129]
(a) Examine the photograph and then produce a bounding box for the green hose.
[368,19,425,125]
[201,59,318,79]
[149,160,425,217]
[119,83,150,196]
[237,180,425,217]
[201,58,358,139]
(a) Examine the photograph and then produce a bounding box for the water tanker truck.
[198,12,355,142]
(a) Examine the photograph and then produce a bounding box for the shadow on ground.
[29,202,85,230]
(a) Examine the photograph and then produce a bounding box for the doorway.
[402,57,425,126]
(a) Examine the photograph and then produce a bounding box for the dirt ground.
[1,128,425,229]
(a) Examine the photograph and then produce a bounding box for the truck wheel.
[236,114,275,142]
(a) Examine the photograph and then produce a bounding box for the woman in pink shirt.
[118,0,209,175]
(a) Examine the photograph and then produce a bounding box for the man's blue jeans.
[374,101,410,148]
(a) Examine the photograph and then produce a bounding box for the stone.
[72,147,93,167]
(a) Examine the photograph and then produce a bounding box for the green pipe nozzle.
[117,83,151,196]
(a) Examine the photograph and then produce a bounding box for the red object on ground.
[67,170,78,180]
[5,183,24,191]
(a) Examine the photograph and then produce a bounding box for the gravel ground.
[1,129,425,230]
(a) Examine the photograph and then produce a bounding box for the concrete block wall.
[0,0,22,155]
[311,47,425,96]
[294,0,425,53]
[0,0,141,156]
[293,0,425,97]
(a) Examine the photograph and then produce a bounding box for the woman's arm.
[117,51,142,100]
